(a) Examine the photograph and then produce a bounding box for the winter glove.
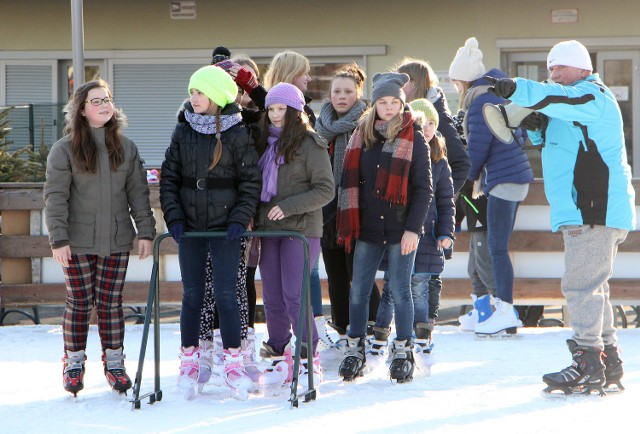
[226,222,245,240]
[520,112,549,132]
[216,60,258,94]
[168,222,185,243]
[486,76,516,99]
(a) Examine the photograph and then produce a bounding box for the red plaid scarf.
[337,111,415,251]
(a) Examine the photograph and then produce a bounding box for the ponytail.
[208,106,223,170]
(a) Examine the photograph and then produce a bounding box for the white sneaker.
[475,299,522,336]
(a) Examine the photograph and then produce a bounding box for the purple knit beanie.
[265,83,305,112]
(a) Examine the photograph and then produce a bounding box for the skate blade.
[603,381,625,394]
[178,381,197,401]
[541,385,606,399]
[260,383,289,397]
[229,387,249,401]
[475,331,521,340]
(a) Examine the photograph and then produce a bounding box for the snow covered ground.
[1,323,638,434]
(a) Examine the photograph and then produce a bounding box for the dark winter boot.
[102,347,132,393]
[414,321,434,354]
[338,337,366,381]
[389,339,415,383]
[542,339,605,396]
[62,349,86,397]
[603,343,624,392]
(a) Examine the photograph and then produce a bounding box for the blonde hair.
[395,57,439,102]
[454,80,472,111]
[263,51,310,89]
[360,104,405,148]
[232,55,260,80]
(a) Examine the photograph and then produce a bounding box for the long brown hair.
[395,58,439,102]
[208,104,224,171]
[63,79,125,172]
[257,106,311,164]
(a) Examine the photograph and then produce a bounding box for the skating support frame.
[130,231,317,410]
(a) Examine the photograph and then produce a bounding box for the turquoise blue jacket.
[510,74,635,232]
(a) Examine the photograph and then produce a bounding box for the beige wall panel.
[2,0,640,76]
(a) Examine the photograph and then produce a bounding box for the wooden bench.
[2,180,639,326]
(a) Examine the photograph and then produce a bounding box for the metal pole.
[70,0,85,91]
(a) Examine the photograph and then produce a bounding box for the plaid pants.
[62,252,130,352]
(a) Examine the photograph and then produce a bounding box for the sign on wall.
[170,1,196,19]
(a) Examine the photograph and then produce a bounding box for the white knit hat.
[448,37,486,82]
[547,40,593,71]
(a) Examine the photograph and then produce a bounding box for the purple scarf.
[258,126,284,202]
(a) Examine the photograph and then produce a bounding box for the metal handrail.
[130,230,316,410]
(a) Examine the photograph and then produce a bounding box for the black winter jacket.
[160,103,262,232]
[358,117,433,245]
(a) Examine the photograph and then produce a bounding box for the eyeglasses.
[85,97,114,106]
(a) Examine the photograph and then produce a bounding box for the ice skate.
[62,349,86,397]
[298,352,322,391]
[102,347,132,394]
[542,339,606,398]
[223,348,253,401]
[197,339,214,393]
[475,298,522,339]
[603,343,624,393]
[241,328,262,393]
[338,337,366,382]
[315,316,335,351]
[389,339,415,383]
[459,294,493,331]
[178,346,200,400]
[365,326,390,371]
[413,322,435,376]
[259,343,293,396]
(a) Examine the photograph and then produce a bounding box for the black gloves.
[520,112,549,132]
[486,77,516,99]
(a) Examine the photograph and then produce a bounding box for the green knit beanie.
[188,65,237,108]
[409,98,439,129]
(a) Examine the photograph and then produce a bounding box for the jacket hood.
[474,68,508,87]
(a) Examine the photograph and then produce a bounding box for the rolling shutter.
[112,63,202,168]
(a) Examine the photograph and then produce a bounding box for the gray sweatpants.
[468,231,496,297]
[561,224,628,350]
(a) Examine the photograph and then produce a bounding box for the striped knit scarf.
[337,110,415,251]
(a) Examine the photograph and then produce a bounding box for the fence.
[0,103,65,155]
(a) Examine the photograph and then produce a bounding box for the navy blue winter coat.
[414,157,455,274]
[463,69,533,193]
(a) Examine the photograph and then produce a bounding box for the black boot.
[389,339,415,383]
[603,343,624,392]
[338,337,366,381]
[414,322,434,354]
[542,339,605,396]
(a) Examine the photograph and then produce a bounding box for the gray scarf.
[184,110,242,135]
[315,99,367,185]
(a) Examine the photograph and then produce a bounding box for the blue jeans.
[487,195,520,303]
[310,256,323,317]
[350,240,415,341]
[179,237,242,349]
[376,272,433,327]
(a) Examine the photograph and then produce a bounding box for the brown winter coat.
[44,128,155,256]
[256,131,335,238]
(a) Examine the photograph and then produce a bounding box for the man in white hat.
[489,40,636,396]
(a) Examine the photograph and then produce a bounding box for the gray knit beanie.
[371,72,410,104]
